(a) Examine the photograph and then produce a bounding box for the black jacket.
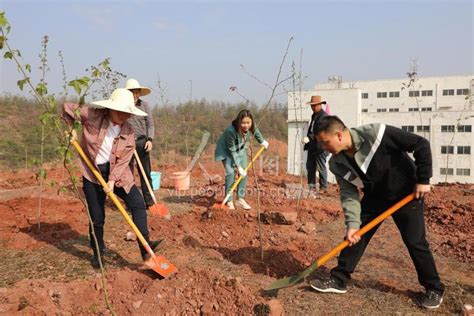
[304,110,327,154]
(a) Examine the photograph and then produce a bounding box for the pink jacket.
[62,103,136,193]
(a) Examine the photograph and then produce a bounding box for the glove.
[261,140,269,150]
[237,166,247,177]
[303,137,310,144]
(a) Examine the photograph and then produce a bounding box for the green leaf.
[92,68,101,78]
[0,12,7,27]
[17,78,28,91]
[68,80,82,95]
[3,51,12,59]
[0,36,4,49]
[79,95,85,105]
[35,82,47,96]
[38,169,47,180]
[25,64,31,73]
[39,112,52,125]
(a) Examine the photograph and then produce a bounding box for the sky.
[0,0,472,106]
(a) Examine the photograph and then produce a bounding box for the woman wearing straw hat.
[125,79,155,209]
[62,88,163,269]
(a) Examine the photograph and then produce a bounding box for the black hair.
[232,109,256,134]
[314,115,347,136]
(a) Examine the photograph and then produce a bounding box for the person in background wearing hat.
[125,79,155,209]
[304,95,328,193]
[62,88,163,269]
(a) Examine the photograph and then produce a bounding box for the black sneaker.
[421,290,443,309]
[309,278,347,294]
[142,239,165,261]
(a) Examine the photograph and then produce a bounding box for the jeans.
[83,162,151,258]
[330,198,444,294]
[222,153,248,201]
[306,151,328,189]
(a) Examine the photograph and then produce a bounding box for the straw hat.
[306,95,327,106]
[91,88,148,116]
[125,78,151,96]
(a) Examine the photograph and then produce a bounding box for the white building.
[287,74,474,184]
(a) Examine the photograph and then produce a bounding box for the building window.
[389,91,400,98]
[456,168,471,176]
[409,107,419,112]
[409,90,420,97]
[402,126,414,132]
[457,125,472,132]
[389,108,399,112]
[440,168,454,175]
[456,89,469,95]
[442,89,455,96]
[377,92,387,98]
[421,107,432,112]
[441,125,455,132]
[417,125,430,132]
[421,90,433,96]
[457,146,471,155]
[361,109,368,113]
[441,146,454,154]
[361,93,369,99]
[376,108,387,112]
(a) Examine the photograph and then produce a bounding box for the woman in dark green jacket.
[215,109,269,210]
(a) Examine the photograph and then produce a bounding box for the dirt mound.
[425,184,473,263]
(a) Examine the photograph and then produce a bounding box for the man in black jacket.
[310,116,444,310]
[304,95,328,192]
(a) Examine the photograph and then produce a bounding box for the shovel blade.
[210,202,227,210]
[145,255,177,278]
[264,274,305,291]
[149,203,171,220]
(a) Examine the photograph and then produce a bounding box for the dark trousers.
[306,151,328,189]
[82,162,150,258]
[330,198,444,294]
[129,137,154,208]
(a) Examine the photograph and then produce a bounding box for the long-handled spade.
[133,150,170,219]
[264,194,415,291]
[72,140,177,278]
[214,145,266,209]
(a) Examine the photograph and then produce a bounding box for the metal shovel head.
[149,203,171,220]
[145,255,177,278]
[210,202,228,211]
[264,273,305,292]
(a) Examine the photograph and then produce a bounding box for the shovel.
[72,140,177,278]
[214,145,266,209]
[263,193,415,291]
[133,150,170,219]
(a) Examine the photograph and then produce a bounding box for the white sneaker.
[235,198,251,210]
[226,201,235,210]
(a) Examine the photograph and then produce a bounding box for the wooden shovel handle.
[71,140,155,258]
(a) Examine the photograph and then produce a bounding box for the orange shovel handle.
[71,140,155,258]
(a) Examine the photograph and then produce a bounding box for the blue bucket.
[150,171,161,190]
